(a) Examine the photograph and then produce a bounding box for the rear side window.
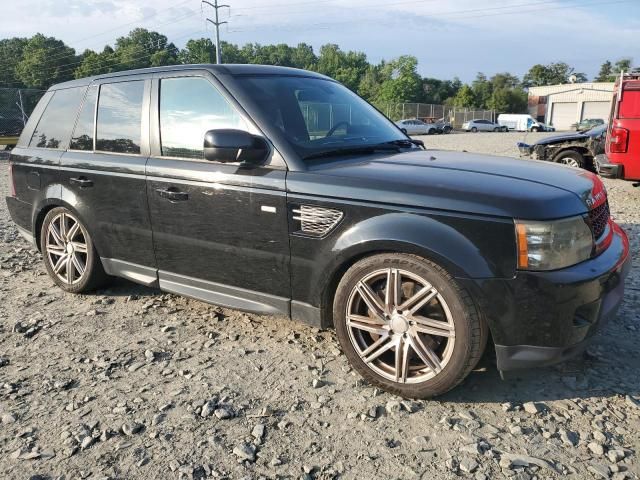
[159,76,246,159]
[29,87,86,150]
[70,86,97,151]
[96,81,144,154]
[619,89,640,119]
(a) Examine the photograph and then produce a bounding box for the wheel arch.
[31,199,99,255]
[316,213,505,327]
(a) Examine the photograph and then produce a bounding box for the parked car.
[395,118,437,135]
[462,119,506,132]
[600,70,640,181]
[572,118,604,131]
[6,65,630,399]
[498,114,553,132]
[417,117,453,134]
[517,124,607,170]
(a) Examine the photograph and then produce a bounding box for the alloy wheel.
[45,212,88,285]
[560,157,581,168]
[345,268,456,384]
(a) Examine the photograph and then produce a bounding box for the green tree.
[315,44,369,92]
[523,62,587,87]
[594,60,613,82]
[451,84,475,108]
[15,34,76,89]
[220,41,247,64]
[0,38,28,87]
[74,47,115,78]
[471,73,492,108]
[358,65,383,102]
[179,38,215,64]
[613,58,633,75]
[422,77,461,105]
[113,28,177,71]
[376,55,422,103]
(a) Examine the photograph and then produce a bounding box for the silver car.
[395,118,438,135]
[462,119,506,132]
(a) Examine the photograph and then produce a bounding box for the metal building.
[528,82,615,130]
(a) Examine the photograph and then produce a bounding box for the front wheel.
[493,127,500,132]
[531,127,540,132]
[333,253,487,399]
[40,207,108,293]
[555,150,584,169]
[470,127,478,133]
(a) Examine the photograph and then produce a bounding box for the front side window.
[235,75,406,160]
[29,87,86,150]
[160,77,246,159]
[70,86,97,151]
[96,81,144,154]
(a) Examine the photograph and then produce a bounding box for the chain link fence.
[0,88,46,145]
[378,103,496,128]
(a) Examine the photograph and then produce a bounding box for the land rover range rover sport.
[6,65,630,398]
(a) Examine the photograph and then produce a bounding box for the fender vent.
[292,205,343,237]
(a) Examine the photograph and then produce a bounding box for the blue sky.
[3,0,639,82]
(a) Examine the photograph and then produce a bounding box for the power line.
[202,0,230,64]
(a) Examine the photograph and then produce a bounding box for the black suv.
[5,65,631,398]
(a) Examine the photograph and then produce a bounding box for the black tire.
[493,127,500,132]
[333,253,488,399]
[443,126,452,134]
[40,207,108,294]
[531,127,540,132]
[470,127,478,133]
[501,126,508,132]
[554,150,585,169]
[428,128,436,135]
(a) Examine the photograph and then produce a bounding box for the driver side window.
[159,76,247,159]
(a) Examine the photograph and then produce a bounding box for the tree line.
[0,29,633,114]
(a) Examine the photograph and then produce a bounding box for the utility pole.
[202,0,229,64]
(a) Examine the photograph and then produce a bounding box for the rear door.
[145,71,290,314]
[8,88,84,231]
[59,77,156,283]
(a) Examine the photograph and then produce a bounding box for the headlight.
[515,216,593,270]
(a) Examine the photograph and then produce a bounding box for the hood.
[288,150,601,220]
[534,131,589,145]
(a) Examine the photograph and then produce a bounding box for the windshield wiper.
[303,144,403,161]
[383,138,425,149]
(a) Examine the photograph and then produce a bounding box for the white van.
[498,114,554,132]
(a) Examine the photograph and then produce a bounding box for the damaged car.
[517,124,607,170]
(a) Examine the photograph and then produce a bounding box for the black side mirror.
[203,129,269,165]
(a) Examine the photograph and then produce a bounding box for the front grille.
[589,200,610,239]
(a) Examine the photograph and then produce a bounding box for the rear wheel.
[493,127,500,132]
[531,127,540,132]
[428,128,436,135]
[555,150,584,169]
[501,126,508,132]
[443,126,452,134]
[333,253,487,399]
[40,207,108,293]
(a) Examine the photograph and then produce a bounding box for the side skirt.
[159,270,290,317]
[99,259,325,327]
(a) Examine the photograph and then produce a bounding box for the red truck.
[600,70,640,181]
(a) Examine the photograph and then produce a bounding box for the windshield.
[235,75,407,160]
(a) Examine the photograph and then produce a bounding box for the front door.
[145,72,291,315]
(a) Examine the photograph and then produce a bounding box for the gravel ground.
[0,135,639,480]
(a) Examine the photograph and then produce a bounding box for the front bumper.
[461,224,631,371]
